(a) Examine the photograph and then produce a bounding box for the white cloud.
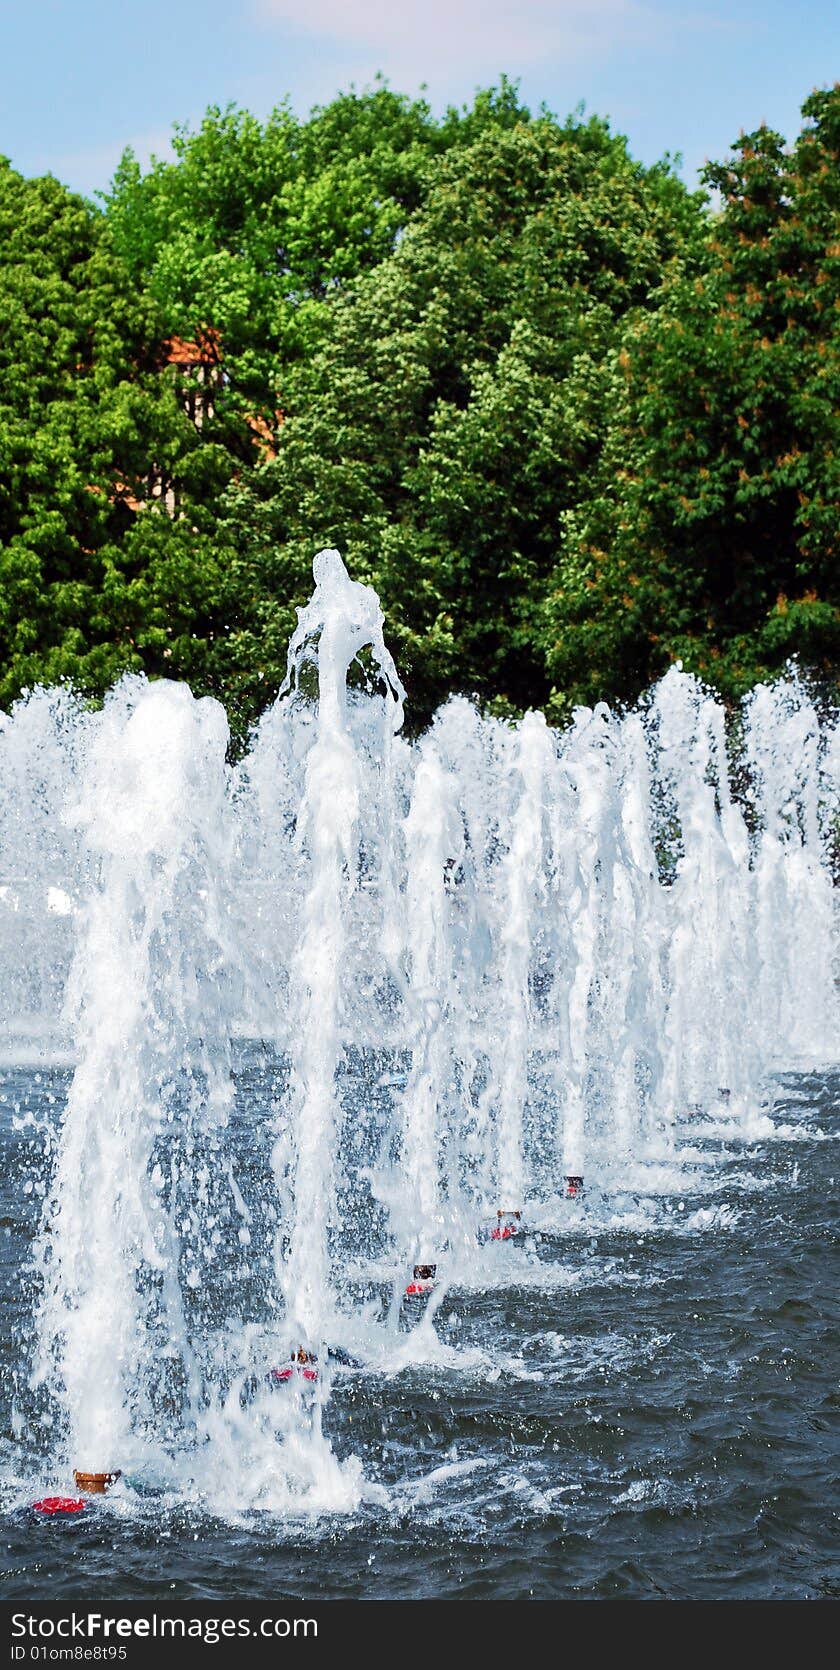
[254,0,672,84]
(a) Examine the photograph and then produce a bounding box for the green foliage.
[0,81,837,729]
[209,107,708,719]
[0,159,232,709]
[103,81,530,419]
[544,85,840,712]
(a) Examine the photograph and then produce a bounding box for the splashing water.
[399,739,462,1261]
[273,549,404,1344]
[1,551,837,1513]
[33,680,233,1476]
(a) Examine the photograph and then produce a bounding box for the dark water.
[1,1066,837,1601]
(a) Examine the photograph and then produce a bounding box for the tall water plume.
[270,550,405,1346]
[652,668,758,1113]
[0,552,837,1505]
[398,739,462,1260]
[744,671,839,1060]
[492,711,555,1211]
[32,680,233,1473]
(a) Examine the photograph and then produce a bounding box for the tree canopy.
[0,80,837,729]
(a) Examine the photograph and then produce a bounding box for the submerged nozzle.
[73,1469,121,1495]
[490,1209,522,1241]
[270,1347,319,1385]
[405,1262,437,1296]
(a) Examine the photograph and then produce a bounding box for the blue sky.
[1,0,837,197]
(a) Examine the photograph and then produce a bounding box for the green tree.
[103,81,531,438]
[544,86,840,711]
[214,110,705,721]
[0,159,232,707]
[1,84,837,731]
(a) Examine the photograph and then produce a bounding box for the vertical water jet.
[33,681,232,1476]
[277,550,405,1345]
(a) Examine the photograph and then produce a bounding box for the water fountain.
[0,554,837,1521]
[399,738,461,1275]
[271,548,404,1348]
[32,679,233,1484]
